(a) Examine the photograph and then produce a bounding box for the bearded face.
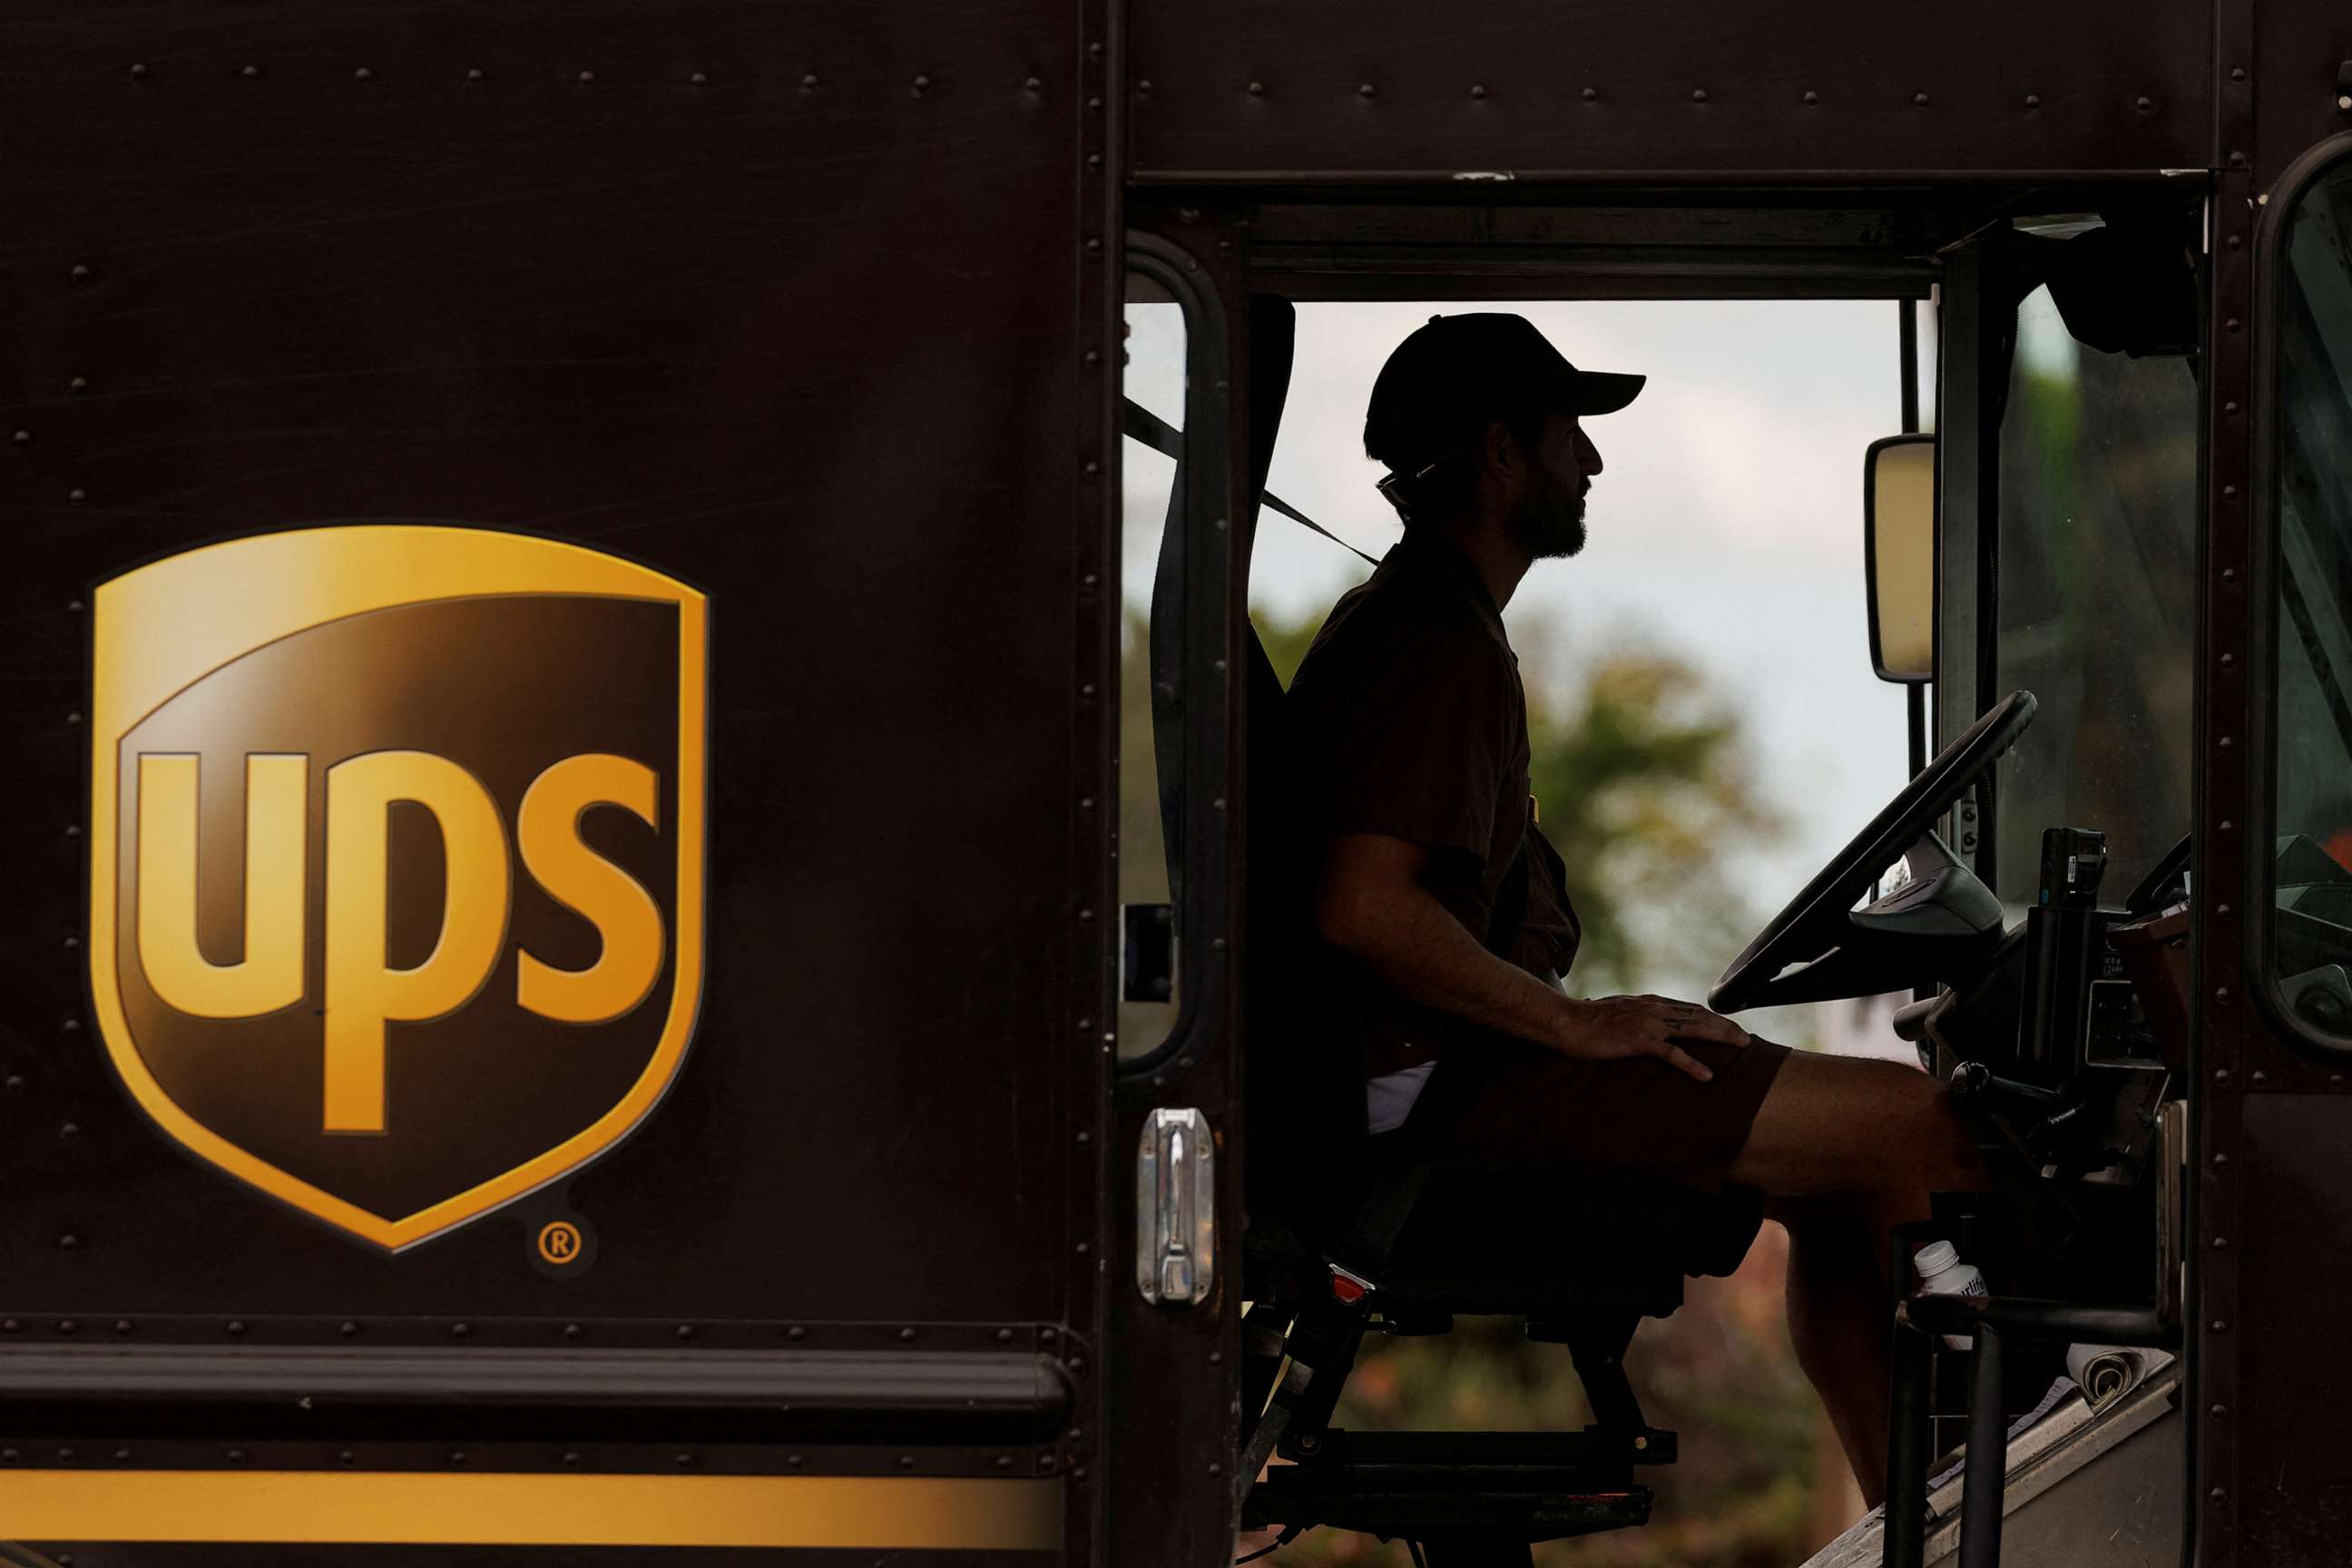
[1509,454,1590,560]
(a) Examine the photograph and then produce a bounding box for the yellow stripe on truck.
[0,1471,1062,1549]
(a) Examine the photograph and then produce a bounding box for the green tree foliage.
[1528,652,1781,996]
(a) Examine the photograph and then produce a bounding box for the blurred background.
[1126,298,1934,1564]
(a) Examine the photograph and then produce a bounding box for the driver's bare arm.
[1318,832,1749,1083]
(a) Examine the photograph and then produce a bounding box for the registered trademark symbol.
[536,1220,583,1265]
[525,1213,595,1277]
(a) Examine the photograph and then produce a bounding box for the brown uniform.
[1289,531,1787,1191]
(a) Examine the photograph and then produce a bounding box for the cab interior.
[1114,186,2278,1566]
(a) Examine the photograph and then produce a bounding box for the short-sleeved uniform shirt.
[1288,532,1582,1083]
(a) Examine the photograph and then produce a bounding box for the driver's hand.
[1552,995,1750,1083]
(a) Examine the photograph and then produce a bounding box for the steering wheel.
[1710,691,2038,1014]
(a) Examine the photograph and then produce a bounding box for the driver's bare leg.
[1769,1193,1899,1505]
[1730,1051,1989,1505]
[1729,1048,1986,1217]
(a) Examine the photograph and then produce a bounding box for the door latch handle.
[1136,1107,1215,1306]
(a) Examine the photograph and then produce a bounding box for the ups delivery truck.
[5,1,2352,1565]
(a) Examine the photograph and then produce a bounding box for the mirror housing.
[1865,434,1936,684]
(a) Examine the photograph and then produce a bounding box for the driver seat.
[1238,618,1768,1564]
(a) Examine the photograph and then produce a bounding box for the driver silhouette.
[1288,313,1988,1505]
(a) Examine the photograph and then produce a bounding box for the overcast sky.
[1126,298,1930,1014]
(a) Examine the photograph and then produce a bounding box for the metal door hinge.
[1136,1108,1215,1306]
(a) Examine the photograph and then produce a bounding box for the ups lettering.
[134,750,663,1133]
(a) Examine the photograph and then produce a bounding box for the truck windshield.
[2269,153,2352,1037]
[1991,255,2200,916]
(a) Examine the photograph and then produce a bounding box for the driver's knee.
[1885,1069,1986,1193]
[1734,1050,1985,1197]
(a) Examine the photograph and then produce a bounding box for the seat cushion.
[1377,1163,1765,1315]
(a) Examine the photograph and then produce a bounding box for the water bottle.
[1913,1239,1986,1351]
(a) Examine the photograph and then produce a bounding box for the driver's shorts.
[1406,1034,1793,1194]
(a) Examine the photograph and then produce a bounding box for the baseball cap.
[1363,313,1644,479]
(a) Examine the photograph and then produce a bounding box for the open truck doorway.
[1222,298,1925,1563]
[1120,288,1936,1563]
[1132,193,2208,1566]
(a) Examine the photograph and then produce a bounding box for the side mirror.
[1865,434,1936,684]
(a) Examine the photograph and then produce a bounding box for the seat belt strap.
[1261,491,1380,568]
[1122,397,1380,568]
[1329,1157,1430,1283]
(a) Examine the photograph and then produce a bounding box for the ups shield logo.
[88,527,707,1250]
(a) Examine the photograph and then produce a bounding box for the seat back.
[1221,293,1379,1252]
[1241,621,1377,1252]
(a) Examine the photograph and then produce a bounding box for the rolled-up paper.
[2067,1343,2165,1408]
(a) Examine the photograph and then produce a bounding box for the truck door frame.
[1107,221,1251,1567]
[1115,174,2307,1564]
[2208,125,2352,1568]
[1112,192,2013,1565]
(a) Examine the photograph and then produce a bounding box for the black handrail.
[1900,1295,2176,1348]
[1882,1294,2178,1568]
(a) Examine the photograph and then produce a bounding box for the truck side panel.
[1126,0,2215,182]
[0,0,1107,1549]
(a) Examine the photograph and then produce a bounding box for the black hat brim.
[1563,370,1645,416]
